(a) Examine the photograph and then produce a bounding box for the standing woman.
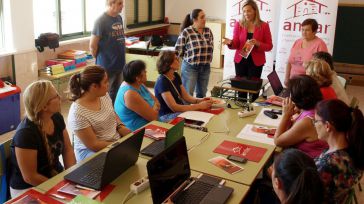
[223,0,273,101]
[9,81,76,198]
[68,66,131,162]
[314,99,364,203]
[175,9,214,98]
[284,18,328,86]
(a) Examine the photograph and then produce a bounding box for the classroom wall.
[165,0,364,24]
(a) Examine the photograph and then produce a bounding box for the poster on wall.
[223,0,278,79]
[274,0,339,81]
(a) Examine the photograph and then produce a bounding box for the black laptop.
[147,137,233,204]
[267,70,290,98]
[140,120,184,157]
[64,128,145,190]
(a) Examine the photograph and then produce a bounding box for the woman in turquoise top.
[114,60,160,131]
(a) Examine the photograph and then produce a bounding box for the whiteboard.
[165,0,227,23]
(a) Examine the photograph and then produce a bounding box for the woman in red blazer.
[223,0,272,101]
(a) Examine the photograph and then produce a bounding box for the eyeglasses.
[312,119,324,125]
[48,94,60,103]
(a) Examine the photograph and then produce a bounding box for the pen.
[75,184,96,191]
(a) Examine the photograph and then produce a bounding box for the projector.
[230,76,262,91]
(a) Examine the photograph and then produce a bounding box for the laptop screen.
[267,70,284,95]
[165,119,184,148]
[147,137,190,204]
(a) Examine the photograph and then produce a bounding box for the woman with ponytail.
[9,80,76,198]
[68,66,131,162]
[175,8,214,98]
[314,99,364,203]
[272,148,324,204]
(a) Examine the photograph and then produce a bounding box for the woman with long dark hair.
[175,8,214,98]
[314,99,364,203]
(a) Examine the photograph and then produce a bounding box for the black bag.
[35,33,60,52]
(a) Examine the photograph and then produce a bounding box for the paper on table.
[178,111,214,127]
[160,46,175,51]
[236,124,275,146]
[0,85,16,94]
[253,108,282,127]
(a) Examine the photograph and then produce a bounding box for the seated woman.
[114,60,160,131]
[305,59,337,100]
[9,80,76,198]
[274,75,328,159]
[272,149,324,204]
[314,99,364,203]
[312,51,350,104]
[154,51,213,122]
[68,66,131,162]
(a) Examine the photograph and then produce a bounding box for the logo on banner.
[286,0,329,20]
[229,0,272,27]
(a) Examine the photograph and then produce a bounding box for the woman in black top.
[9,80,76,198]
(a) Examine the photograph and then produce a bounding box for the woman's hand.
[248,39,260,47]
[197,100,213,110]
[222,37,232,46]
[282,97,295,117]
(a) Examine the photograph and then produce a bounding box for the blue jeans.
[181,61,210,98]
[75,148,95,163]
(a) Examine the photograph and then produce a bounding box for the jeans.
[75,148,95,163]
[181,61,210,98]
[105,69,123,105]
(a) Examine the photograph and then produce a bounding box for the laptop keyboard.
[141,140,165,156]
[174,181,214,204]
[77,154,106,186]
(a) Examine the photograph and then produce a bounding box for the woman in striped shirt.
[68,66,131,162]
[175,9,214,98]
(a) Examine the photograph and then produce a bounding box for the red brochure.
[8,189,63,204]
[143,124,168,140]
[213,140,267,162]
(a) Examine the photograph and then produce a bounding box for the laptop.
[140,120,184,157]
[64,128,145,190]
[267,70,290,98]
[147,137,234,204]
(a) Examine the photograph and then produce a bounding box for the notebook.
[140,120,184,157]
[64,128,144,190]
[147,137,234,204]
[267,70,290,98]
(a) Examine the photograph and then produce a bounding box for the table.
[188,134,275,186]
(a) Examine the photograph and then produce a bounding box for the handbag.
[35,33,60,52]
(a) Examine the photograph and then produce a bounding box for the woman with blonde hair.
[9,80,76,198]
[68,65,131,162]
[223,0,273,101]
[305,59,337,100]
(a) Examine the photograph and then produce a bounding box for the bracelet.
[116,123,125,130]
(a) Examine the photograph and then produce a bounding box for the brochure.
[236,124,276,146]
[144,124,168,140]
[213,140,267,162]
[9,189,62,204]
[209,156,244,174]
[239,41,254,59]
[58,182,101,199]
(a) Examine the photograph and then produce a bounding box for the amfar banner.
[223,0,279,79]
[275,0,339,81]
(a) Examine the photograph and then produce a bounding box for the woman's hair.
[23,80,57,171]
[274,148,324,204]
[123,60,146,83]
[240,0,262,27]
[288,75,323,110]
[157,51,176,74]
[302,18,319,33]
[305,59,333,87]
[316,99,364,170]
[313,51,334,71]
[180,9,202,32]
[69,65,106,101]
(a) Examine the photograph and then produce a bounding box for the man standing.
[90,0,125,104]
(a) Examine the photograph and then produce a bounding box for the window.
[125,0,165,29]
[0,0,4,49]
[33,0,105,40]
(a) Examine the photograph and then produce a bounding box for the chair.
[0,138,12,203]
[337,75,347,89]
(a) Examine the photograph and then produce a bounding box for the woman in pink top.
[284,19,328,86]
[305,59,337,100]
[274,75,328,159]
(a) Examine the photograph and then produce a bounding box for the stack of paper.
[253,108,282,127]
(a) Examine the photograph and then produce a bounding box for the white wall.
[165,0,364,23]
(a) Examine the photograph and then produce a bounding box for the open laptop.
[140,120,184,157]
[147,137,233,204]
[267,70,290,98]
[64,128,145,190]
